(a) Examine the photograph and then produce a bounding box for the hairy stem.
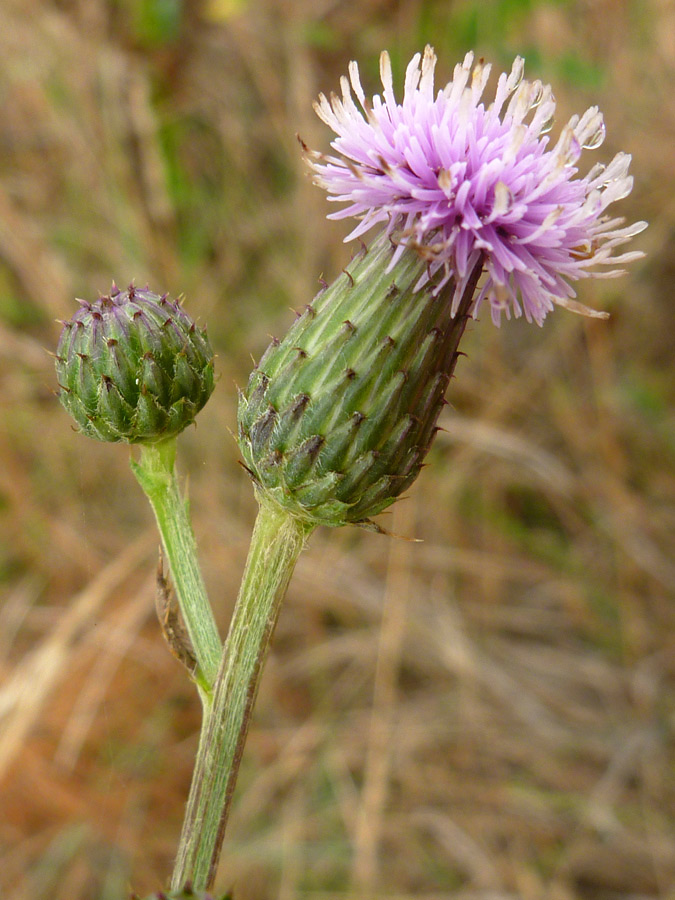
[170,496,313,891]
[132,439,222,689]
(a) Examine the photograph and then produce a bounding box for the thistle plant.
[55,47,644,897]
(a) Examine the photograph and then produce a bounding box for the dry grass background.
[0,0,673,898]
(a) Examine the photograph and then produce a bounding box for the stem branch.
[132,439,222,688]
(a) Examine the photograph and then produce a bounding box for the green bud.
[238,233,481,528]
[56,285,215,444]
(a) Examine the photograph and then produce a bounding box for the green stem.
[170,495,314,891]
[131,439,222,689]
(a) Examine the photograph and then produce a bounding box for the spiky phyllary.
[240,47,645,528]
[56,285,214,444]
[239,233,480,527]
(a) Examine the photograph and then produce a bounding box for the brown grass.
[0,1,673,898]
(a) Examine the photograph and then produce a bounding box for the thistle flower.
[308,46,646,325]
[56,285,214,443]
[238,47,645,528]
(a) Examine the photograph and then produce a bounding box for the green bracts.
[56,286,214,444]
[238,234,480,527]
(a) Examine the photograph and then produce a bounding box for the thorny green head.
[56,285,214,444]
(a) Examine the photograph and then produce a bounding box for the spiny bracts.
[238,233,480,528]
[56,285,214,443]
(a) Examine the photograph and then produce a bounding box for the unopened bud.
[56,285,214,444]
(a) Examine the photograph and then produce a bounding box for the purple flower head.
[307,47,646,325]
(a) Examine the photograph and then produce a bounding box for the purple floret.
[307,47,645,325]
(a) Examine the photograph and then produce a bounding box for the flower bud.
[238,233,481,528]
[56,285,214,444]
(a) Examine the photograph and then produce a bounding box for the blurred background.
[0,0,673,898]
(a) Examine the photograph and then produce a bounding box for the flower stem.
[131,439,222,689]
[170,496,314,891]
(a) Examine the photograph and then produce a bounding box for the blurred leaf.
[29,825,90,897]
[301,20,340,52]
[417,0,538,58]
[555,51,606,89]
[620,370,672,423]
[126,0,183,47]
[0,274,47,329]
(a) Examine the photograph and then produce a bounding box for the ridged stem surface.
[170,497,314,890]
